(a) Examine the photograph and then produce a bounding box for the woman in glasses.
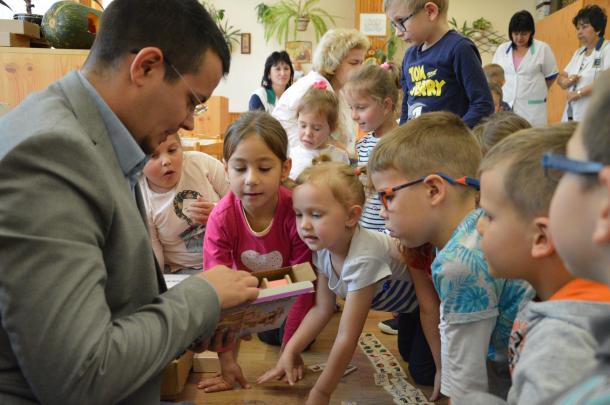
[558,5,610,122]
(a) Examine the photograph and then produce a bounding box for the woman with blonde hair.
[272,28,369,155]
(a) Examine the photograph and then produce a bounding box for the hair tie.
[312,80,328,90]
[380,62,391,70]
[354,166,363,176]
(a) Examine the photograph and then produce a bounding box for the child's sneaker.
[377,318,398,335]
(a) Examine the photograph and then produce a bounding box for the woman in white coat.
[493,10,558,126]
[558,5,609,122]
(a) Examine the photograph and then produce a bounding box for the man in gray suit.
[0,0,259,403]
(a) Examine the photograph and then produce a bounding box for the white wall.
[2,0,538,110]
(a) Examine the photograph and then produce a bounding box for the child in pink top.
[200,111,314,393]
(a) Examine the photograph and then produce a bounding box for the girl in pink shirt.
[199,111,314,393]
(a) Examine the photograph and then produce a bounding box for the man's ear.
[281,158,292,183]
[531,216,555,258]
[424,175,446,207]
[346,204,363,227]
[593,166,610,245]
[129,47,165,86]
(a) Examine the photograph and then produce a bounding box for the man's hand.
[199,266,259,309]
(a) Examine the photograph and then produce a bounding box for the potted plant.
[255,0,336,44]
[1,0,43,25]
[200,0,241,53]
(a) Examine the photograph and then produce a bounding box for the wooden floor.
[175,310,448,405]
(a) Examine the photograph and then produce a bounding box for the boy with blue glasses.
[545,70,610,405]
[460,123,610,405]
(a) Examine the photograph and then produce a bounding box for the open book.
[163,263,316,337]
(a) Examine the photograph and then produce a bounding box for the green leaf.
[0,0,12,11]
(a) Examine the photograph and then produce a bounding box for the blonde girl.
[346,62,441,400]
[290,81,350,179]
[199,111,314,393]
[258,162,420,405]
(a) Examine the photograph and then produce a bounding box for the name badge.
[594,58,602,68]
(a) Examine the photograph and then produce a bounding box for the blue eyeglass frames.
[378,173,480,210]
[541,153,604,179]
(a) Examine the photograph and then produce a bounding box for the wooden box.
[160,351,194,400]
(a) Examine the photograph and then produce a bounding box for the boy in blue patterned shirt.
[368,112,533,401]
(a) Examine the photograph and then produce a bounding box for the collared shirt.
[77,71,148,191]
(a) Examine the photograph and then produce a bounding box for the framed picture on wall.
[285,41,312,64]
[359,13,387,36]
[241,33,251,54]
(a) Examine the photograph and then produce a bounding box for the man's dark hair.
[509,10,536,48]
[261,51,294,89]
[86,0,230,82]
[573,5,608,38]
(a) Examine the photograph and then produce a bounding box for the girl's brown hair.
[296,85,340,132]
[474,112,532,155]
[343,63,401,112]
[223,111,289,162]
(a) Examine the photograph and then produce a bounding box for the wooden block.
[161,351,194,400]
[0,19,40,39]
[193,350,220,373]
[0,33,30,47]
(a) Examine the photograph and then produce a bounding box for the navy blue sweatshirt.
[399,30,493,128]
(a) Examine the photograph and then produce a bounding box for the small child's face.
[386,1,431,44]
[298,111,332,150]
[346,91,390,133]
[549,128,606,281]
[225,134,290,214]
[370,168,432,248]
[143,134,184,193]
[477,165,536,280]
[293,183,355,252]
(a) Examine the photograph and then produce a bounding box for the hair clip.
[380,62,391,70]
[312,81,328,90]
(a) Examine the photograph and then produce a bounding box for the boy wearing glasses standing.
[384,0,493,127]
[467,123,610,405]
[368,112,533,401]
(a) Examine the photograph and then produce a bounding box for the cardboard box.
[0,19,40,39]
[160,351,193,400]
[0,32,30,47]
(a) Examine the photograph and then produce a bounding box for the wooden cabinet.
[0,47,229,139]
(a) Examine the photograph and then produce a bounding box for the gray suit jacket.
[0,72,220,404]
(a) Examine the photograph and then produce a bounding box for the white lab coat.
[562,38,610,122]
[493,39,558,127]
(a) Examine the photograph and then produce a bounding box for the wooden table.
[175,311,444,405]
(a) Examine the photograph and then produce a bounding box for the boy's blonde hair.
[296,161,365,210]
[368,112,481,186]
[296,86,340,132]
[312,29,370,79]
[479,122,577,220]
[475,111,531,154]
[343,63,402,112]
[384,0,448,15]
[483,63,505,84]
